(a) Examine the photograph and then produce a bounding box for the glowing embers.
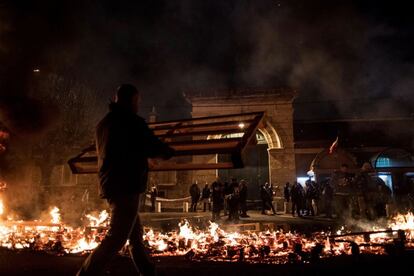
[0,196,413,264]
[0,198,4,216]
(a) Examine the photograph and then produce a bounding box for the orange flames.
[0,199,4,216]
[0,197,413,263]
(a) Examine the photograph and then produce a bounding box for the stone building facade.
[184,88,297,195]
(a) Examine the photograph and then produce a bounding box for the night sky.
[1,0,413,130]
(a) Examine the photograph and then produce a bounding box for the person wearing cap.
[77,84,174,276]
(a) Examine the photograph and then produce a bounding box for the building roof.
[184,88,297,103]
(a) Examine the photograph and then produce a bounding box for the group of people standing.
[190,178,249,221]
[328,163,392,220]
[284,180,320,217]
[283,163,393,220]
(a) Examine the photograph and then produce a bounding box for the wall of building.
[186,90,296,195]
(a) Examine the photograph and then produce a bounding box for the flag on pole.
[329,136,339,154]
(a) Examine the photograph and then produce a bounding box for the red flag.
[329,136,339,154]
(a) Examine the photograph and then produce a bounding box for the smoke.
[0,1,413,213]
[1,1,413,121]
[228,1,414,119]
[344,215,390,232]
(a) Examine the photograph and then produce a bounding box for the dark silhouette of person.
[77,84,174,276]
[331,163,354,218]
[322,180,334,218]
[223,180,232,215]
[239,180,249,218]
[374,177,391,218]
[211,179,224,221]
[150,185,158,212]
[227,178,240,221]
[201,183,211,212]
[260,182,276,215]
[304,180,315,216]
[189,182,200,212]
[291,181,304,217]
[284,182,291,203]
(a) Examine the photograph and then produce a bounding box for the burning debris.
[0,195,413,264]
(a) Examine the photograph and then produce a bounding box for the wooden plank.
[151,119,254,132]
[148,111,263,127]
[150,161,235,171]
[156,128,244,138]
[68,112,265,174]
[167,138,240,146]
[68,161,236,174]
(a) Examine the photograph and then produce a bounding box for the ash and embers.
[0,196,413,264]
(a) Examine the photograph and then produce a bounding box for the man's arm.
[140,119,175,159]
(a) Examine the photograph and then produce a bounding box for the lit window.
[376,157,390,168]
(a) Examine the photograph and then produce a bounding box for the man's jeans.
[77,194,154,276]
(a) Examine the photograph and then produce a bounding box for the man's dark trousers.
[77,194,154,276]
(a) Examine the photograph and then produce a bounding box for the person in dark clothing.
[323,180,334,218]
[201,183,211,212]
[189,182,201,212]
[239,180,249,218]
[223,181,232,215]
[227,178,240,221]
[331,164,354,219]
[150,185,157,212]
[291,181,304,217]
[374,178,392,218]
[266,183,277,214]
[353,162,377,219]
[284,182,291,203]
[260,182,276,215]
[260,183,268,214]
[305,180,315,216]
[211,180,224,221]
[77,84,174,276]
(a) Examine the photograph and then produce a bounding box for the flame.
[388,212,414,240]
[85,210,109,227]
[0,199,4,216]
[49,207,61,224]
[0,195,413,263]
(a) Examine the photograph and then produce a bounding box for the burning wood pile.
[0,195,413,264]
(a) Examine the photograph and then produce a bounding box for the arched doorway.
[218,131,269,200]
[370,148,414,193]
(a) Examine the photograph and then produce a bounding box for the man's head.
[115,84,141,113]
[340,163,349,173]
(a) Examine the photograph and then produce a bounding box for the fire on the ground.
[0,195,413,264]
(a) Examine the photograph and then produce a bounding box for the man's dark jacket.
[96,103,173,199]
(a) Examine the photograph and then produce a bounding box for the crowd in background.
[148,162,414,222]
[190,178,250,222]
[284,162,414,220]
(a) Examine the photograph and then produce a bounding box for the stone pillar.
[268,148,296,195]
